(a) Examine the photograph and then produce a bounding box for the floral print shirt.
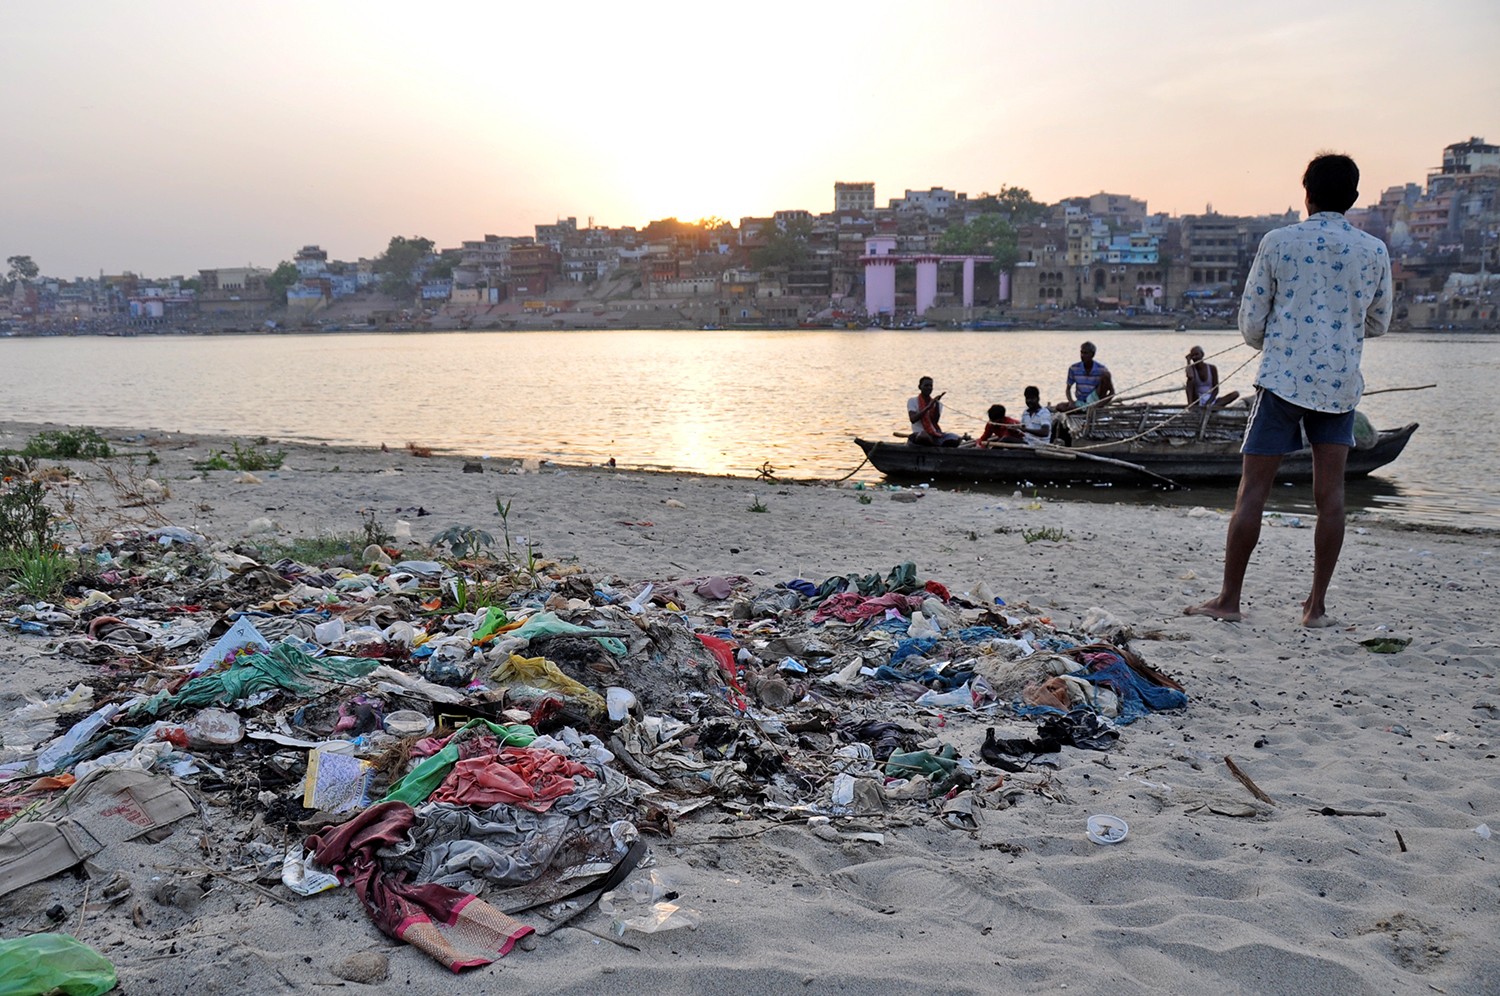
[1239,211,1392,413]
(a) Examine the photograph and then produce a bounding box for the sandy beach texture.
[1,420,1497,996]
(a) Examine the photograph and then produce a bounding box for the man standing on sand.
[1186,153,1391,627]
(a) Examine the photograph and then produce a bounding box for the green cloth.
[509,611,627,655]
[130,642,381,720]
[381,719,537,805]
[471,606,510,644]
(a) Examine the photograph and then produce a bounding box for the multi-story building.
[1408,191,1456,249]
[1178,213,1243,304]
[506,245,561,299]
[834,182,875,213]
[198,267,274,313]
[1433,137,1500,191]
[889,188,960,217]
[773,209,813,229]
[1085,192,1148,228]
[535,218,579,250]
[294,245,329,278]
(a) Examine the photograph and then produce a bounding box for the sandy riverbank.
[1,420,1497,995]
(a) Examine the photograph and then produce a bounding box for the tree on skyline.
[971,185,1046,224]
[265,261,299,304]
[750,217,814,270]
[5,254,39,289]
[375,236,435,301]
[935,214,1019,268]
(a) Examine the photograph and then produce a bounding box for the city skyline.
[4,0,1498,277]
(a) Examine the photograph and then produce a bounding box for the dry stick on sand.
[1224,755,1276,806]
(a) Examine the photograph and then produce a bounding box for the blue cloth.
[890,637,939,666]
[864,617,912,636]
[873,665,973,690]
[956,626,1004,642]
[1012,701,1067,718]
[785,579,818,597]
[1080,655,1188,724]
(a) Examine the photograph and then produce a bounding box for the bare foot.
[1184,600,1242,622]
[1301,601,1339,628]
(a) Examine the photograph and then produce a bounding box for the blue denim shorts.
[1241,389,1355,455]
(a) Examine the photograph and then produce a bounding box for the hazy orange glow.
[2,1,1497,276]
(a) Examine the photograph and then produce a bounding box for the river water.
[1,328,1493,529]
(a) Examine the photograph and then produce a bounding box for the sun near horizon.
[2,1,1497,276]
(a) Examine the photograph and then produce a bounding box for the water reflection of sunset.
[0,329,1489,529]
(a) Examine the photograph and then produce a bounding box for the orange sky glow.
[3,0,1498,276]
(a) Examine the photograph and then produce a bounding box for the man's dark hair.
[1024,384,1040,397]
[988,404,1006,420]
[1303,153,1360,213]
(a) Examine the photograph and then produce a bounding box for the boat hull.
[856,423,1418,486]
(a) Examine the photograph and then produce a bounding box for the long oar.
[984,441,1183,488]
[1364,383,1436,396]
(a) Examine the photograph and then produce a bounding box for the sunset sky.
[4,0,1498,278]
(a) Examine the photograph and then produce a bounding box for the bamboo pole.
[1364,383,1437,396]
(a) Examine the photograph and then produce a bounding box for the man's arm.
[1365,247,1393,339]
[909,393,944,425]
[1097,371,1115,400]
[1238,236,1274,350]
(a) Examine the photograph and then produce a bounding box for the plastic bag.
[906,611,941,638]
[599,872,702,936]
[611,902,701,936]
[1,684,95,754]
[0,933,117,996]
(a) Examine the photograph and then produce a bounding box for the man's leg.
[1185,454,1282,620]
[1302,443,1349,627]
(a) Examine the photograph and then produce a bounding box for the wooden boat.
[856,403,1418,487]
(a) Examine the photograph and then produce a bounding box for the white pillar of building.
[863,236,899,316]
[864,258,897,315]
[997,270,1010,303]
[961,258,975,308]
[915,257,939,315]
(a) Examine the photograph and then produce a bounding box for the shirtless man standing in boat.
[1186,153,1391,627]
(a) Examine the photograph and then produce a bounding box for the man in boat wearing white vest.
[1186,152,1392,627]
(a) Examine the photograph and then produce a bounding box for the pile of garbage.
[1,525,1187,977]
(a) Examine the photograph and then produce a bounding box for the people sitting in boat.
[1184,345,1241,407]
[1056,341,1115,412]
[1018,386,1053,445]
[907,376,961,447]
[969,404,1023,447]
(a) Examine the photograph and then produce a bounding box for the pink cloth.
[428,746,594,812]
[306,801,533,972]
[813,592,924,624]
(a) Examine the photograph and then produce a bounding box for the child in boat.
[973,404,1024,446]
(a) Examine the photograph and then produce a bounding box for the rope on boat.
[832,453,871,483]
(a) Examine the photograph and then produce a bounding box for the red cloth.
[924,580,951,602]
[306,801,533,972]
[976,417,1023,444]
[813,591,924,624]
[697,633,748,709]
[428,746,594,812]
